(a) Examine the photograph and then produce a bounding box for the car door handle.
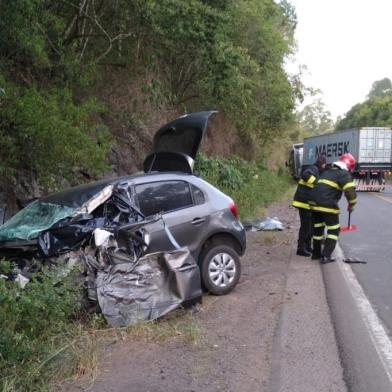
[191,217,206,225]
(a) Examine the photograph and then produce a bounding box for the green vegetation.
[336,96,392,130]
[336,78,392,130]
[0,263,203,391]
[0,80,110,188]
[368,78,392,99]
[297,94,334,136]
[0,0,299,191]
[0,265,85,390]
[196,154,292,219]
[288,89,334,141]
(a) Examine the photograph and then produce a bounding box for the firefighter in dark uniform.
[292,155,327,256]
[309,153,357,264]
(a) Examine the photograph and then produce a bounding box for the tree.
[0,0,300,188]
[335,96,392,130]
[335,77,392,129]
[296,92,334,136]
[368,78,392,98]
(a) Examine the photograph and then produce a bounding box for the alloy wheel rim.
[208,253,236,287]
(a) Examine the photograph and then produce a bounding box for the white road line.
[373,193,392,204]
[335,245,392,383]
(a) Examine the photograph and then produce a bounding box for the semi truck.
[287,143,304,180]
[302,127,392,191]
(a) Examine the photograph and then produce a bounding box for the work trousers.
[311,211,340,258]
[297,208,312,250]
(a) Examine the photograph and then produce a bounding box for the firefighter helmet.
[334,153,356,172]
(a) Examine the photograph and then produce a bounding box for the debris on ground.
[243,216,284,232]
[343,257,367,264]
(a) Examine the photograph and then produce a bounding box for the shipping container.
[303,127,392,191]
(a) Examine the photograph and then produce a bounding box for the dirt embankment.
[64,202,297,392]
[0,94,242,219]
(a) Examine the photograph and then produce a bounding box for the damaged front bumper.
[0,183,202,327]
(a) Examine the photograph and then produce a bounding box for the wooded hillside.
[0,0,299,214]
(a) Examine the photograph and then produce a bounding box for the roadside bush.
[0,75,112,189]
[195,153,291,218]
[0,265,83,390]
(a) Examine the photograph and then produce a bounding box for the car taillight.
[229,202,238,218]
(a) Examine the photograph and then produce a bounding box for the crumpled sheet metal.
[96,247,202,327]
[37,183,144,257]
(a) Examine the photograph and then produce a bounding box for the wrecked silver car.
[0,111,246,326]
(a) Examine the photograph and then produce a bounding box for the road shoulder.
[268,243,347,392]
[323,245,392,392]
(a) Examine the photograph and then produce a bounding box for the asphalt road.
[323,189,392,392]
[339,189,392,334]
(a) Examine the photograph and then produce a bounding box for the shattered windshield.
[0,201,75,242]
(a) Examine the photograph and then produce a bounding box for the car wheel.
[200,245,241,295]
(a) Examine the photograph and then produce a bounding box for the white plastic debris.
[244,217,284,231]
[94,228,113,247]
[15,274,29,288]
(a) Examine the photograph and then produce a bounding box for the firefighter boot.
[321,256,336,264]
[296,243,311,257]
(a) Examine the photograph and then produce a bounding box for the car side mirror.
[0,207,5,225]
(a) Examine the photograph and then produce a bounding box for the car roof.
[41,174,137,208]
[41,172,199,208]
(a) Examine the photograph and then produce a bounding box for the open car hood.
[143,111,217,174]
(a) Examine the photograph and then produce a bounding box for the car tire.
[200,245,241,295]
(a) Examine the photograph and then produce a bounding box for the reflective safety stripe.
[314,223,325,228]
[310,205,340,214]
[327,224,340,230]
[349,198,357,204]
[313,235,324,240]
[343,182,355,190]
[298,179,314,188]
[318,179,342,191]
[308,175,316,185]
[326,234,339,240]
[292,200,310,209]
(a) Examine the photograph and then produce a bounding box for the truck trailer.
[302,127,392,191]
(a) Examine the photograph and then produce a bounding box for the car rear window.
[135,181,193,216]
[191,184,205,205]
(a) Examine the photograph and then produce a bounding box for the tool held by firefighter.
[308,153,357,264]
[340,210,357,232]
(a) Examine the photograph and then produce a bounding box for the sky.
[286,0,392,120]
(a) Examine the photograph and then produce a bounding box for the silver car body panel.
[127,172,246,261]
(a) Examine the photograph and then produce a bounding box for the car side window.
[190,184,205,205]
[135,181,193,216]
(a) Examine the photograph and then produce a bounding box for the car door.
[134,179,210,256]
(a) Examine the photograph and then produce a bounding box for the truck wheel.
[200,245,241,295]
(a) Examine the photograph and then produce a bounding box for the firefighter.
[309,153,357,264]
[292,155,327,256]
